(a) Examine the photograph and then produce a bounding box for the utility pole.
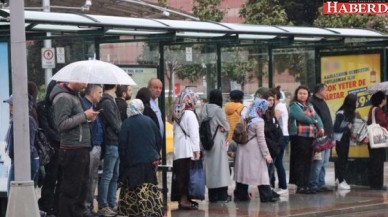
[6,0,40,216]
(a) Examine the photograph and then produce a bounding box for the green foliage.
[240,0,289,25]
[175,64,205,82]
[193,0,225,22]
[314,8,388,33]
[278,0,321,25]
[158,0,167,7]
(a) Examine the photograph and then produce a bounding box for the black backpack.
[35,128,54,166]
[199,106,219,151]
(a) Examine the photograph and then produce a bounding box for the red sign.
[174,83,180,95]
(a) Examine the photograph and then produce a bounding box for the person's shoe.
[110,206,118,212]
[276,188,289,195]
[271,190,280,198]
[338,181,351,190]
[261,197,279,203]
[97,207,117,217]
[318,186,332,192]
[178,202,198,210]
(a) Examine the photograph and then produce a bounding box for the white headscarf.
[127,99,144,117]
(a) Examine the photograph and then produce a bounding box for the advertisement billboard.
[321,53,381,158]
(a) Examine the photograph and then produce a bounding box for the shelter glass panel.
[220,46,269,106]
[272,47,316,104]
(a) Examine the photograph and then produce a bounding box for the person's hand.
[265,155,272,164]
[193,151,200,160]
[348,123,353,129]
[84,108,99,122]
[319,129,325,137]
[220,127,225,133]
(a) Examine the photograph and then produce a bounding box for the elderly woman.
[234,98,277,203]
[172,88,201,210]
[118,99,163,217]
[367,91,388,190]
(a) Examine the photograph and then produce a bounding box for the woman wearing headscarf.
[234,98,277,203]
[172,88,201,210]
[289,85,324,194]
[201,89,230,202]
[367,91,388,190]
[118,99,163,217]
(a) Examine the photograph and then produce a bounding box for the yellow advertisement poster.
[321,53,381,158]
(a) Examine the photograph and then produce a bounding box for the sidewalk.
[163,162,388,217]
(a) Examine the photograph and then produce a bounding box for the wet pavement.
[163,162,388,217]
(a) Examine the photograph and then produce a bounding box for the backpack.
[233,117,255,144]
[199,105,219,151]
[35,128,55,166]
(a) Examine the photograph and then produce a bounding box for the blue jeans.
[8,157,40,195]
[98,145,119,208]
[309,149,330,189]
[272,136,289,189]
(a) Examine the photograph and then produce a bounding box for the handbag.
[367,107,388,148]
[312,135,336,152]
[188,160,205,200]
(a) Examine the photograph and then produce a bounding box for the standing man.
[115,85,132,121]
[309,83,333,192]
[50,82,99,217]
[81,84,104,217]
[97,84,122,216]
[148,78,164,137]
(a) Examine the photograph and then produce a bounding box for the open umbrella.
[51,60,137,85]
[368,81,388,94]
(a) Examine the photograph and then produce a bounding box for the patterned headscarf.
[127,99,144,117]
[246,97,269,125]
[173,88,198,123]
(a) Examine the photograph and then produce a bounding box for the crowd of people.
[3,80,388,216]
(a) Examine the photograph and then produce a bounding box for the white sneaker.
[338,180,351,190]
[276,188,289,195]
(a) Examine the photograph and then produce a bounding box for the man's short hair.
[84,84,102,95]
[103,84,116,91]
[116,85,129,98]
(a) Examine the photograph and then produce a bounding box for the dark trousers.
[335,136,350,183]
[38,145,61,215]
[234,182,249,200]
[174,158,191,200]
[289,136,314,188]
[368,145,385,189]
[257,185,273,201]
[272,136,289,189]
[208,186,228,202]
[58,148,90,217]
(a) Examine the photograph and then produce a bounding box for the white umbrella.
[368,81,388,94]
[51,60,137,85]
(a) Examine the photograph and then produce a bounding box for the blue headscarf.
[246,97,269,126]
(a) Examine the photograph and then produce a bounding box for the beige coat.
[234,118,270,186]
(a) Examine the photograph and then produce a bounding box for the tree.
[314,8,388,33]
[240,0,289,25]
[192,0,225,22]
[278,0,322,26]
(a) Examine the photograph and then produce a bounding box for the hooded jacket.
[50,84,91,149]
[224,102,244,141]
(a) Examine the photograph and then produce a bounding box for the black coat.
[310,95,333,136]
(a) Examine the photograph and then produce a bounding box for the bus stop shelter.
[0,9,388,206]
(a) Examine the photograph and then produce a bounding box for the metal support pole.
[268,46,273,88]
[6,0,39,216]
[158,42,168,204]
[216,44,222,90]
[43,0,52,86]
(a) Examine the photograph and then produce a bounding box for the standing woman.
[201,89,230,202]
[367,91,388,190]
[118,99,163,217]
[172,89,201,210]
[333,94,357,190]
[234,98,277,203]
[289,85,324,194]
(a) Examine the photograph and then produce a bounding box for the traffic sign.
[56,47,65,64]
[41,48,55,69]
